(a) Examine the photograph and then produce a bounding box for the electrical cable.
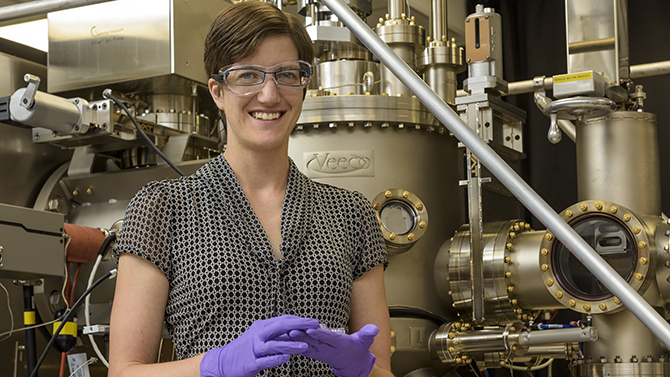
[85,231,116,368]
[102,89,185,177]
[0,281,14,342]
[29,269,117,377]
[503,358,554,372]
[67,356,97,377]
[388,306,449,326]
[0,316,64,339]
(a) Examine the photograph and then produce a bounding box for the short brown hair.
[204,2,314,77]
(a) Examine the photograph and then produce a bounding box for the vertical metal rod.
[23,285,37,377]
[430,0,447,41]
[388,0,405,19]
[320,0,670,349]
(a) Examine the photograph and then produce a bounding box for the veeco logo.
[303,151,374,177]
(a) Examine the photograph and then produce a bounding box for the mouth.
[251,111,284,120]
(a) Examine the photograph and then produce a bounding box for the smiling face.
[208,35,304,155]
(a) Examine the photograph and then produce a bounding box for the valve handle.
[20,74,41,110]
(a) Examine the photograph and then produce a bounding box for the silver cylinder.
[9,89,81,133]
[576,111,660,215]
[430,0,447,41]
[315,60,380,95]
[388,0,405,19]
[0,0,111,22]
[423,65,457,105]
[518,327,597,347]
[380,45,416,97]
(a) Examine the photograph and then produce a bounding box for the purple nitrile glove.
[289,324,379,377]
[200,315,320,377]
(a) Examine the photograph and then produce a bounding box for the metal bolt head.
[624,214,631,222]
[569,299,576,307]
[511,299,518,305]
[583,304,591,311]
[580,203,588,211]
[506,243,513,249]
[613,297,621,305]
[545,233,553,241]
[639,257,648,265]
[635,273,643,281]
[509,231,516,238]
[86,188,93,195]
[556,291,563,298]
[505,271,512,278]
[633,226,641,234]
[639,241,647,249]
[72,190,79,196]
[546,278,554,286]
[565,210,573,217]
[384,190,392,198]
[402,191,409,198]
[599,303,607,310]
[610,206,618,213]
[541,248,548,256]
[373,203,380,210]
[505,257,511,263]
[419,221,426,228]
[507,285,514,292]
[416,203,424,211]
[389,233,397,240]
[541,264,549,272]
[595,202,603,210]
[407,233,415,241]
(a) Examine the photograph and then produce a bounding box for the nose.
[255,74,281,103]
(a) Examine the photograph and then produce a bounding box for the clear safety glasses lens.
[216,60,312,95]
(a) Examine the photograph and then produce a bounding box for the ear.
[208,78,225,109]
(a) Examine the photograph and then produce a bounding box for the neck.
[223,147,290,193]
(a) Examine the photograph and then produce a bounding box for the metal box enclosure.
[47,0,227,93]
[0,203,64,279]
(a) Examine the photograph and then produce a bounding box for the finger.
[304,327,343,345]
[262,317,320,340]
[254,354,291,371]
[356,324,379,346]
[257,340,309,357]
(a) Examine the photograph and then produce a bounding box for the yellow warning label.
[554,71,593,84]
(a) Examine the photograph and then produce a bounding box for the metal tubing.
[630,60,670,79]
[568,37,616,54]
[388,0,405,19]
[0,0,111,22]
[504,60,670,96]
[430,0,447,41]
[518,327,597,347]
[321,0,670,350]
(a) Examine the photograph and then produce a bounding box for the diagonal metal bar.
[320,0,670,349]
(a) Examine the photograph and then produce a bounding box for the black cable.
[388,307,449,326]
[102,89,185,177]
[98,232,117,257]
[29,269,117,377]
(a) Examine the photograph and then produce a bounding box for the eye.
[228,69,264,85]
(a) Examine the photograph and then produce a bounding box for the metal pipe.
[518,327,597,347]
[504,60,670,96]
[321,0,670,350]
[568,37,615,54]
[430,0,447,41]
[0,0,111,22]
[388,0,405,19]
[630,60,670,78]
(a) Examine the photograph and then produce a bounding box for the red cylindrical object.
[63,224,105,263]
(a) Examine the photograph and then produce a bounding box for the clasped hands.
[200,314,378,377]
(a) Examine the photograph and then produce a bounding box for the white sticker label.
[303,150,374,178]
[67,353,91,377]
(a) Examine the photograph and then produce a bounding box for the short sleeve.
[115,181,173,280]
[352,191,388,280]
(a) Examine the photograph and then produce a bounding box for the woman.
[109,2,393,376]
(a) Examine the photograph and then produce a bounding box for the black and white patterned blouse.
[116,155,388,375]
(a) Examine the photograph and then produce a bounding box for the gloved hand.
[289,324,379,377]
[200,315,320,377]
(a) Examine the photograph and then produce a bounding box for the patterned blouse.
[116,155,388,375]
